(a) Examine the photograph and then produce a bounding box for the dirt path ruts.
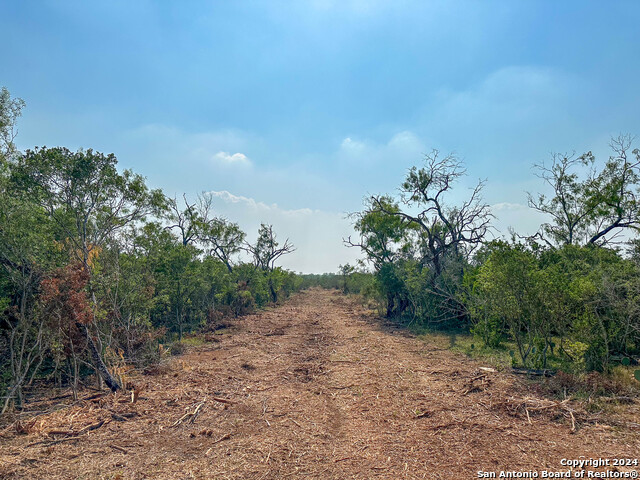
[1,288,638,479]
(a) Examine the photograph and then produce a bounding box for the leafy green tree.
[529,135,640,247]
[201,218,244,273]
[93,238,158,361]
[472,242,544,366]
[138,224,201,339]
[12,147,166,269]
[338,263,355,293]
[0,194,59,412]
[352,151,492,322]
[10,147,166,390]
[345,196,408,270]
[196,193,246,273]
[196,194,246,273]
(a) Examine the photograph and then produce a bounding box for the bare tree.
[356,151,493,322]
[246,224,295,272]
[166,194,202,246]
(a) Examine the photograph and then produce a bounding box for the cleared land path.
[1,288,638,479]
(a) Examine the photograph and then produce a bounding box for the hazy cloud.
[490,202,548,239]
[206,190,360,273]
[338,130,426,166]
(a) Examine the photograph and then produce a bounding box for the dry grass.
[1,288,638,479]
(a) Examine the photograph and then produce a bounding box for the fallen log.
[511,367,555,377]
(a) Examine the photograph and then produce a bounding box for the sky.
[3,1,640,272]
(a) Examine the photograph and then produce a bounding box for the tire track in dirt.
[1,288,638,479]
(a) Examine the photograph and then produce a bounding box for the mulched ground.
[1,288,638,479]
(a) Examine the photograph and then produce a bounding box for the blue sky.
[3,1,640,272]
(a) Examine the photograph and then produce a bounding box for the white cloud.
[387,130,423,151]
[213,151,252,167]
[206,190,313,216]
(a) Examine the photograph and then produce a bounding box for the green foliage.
[348,152,492,326]
[468,242,640,372]
[348,141,640,377]
[3,90,639,407]
[561,340,589,374]
[470,316,503,349]
[0,123,303,409]
[0,87,25,161]
[300,269,374,296]
[529,135,640,247]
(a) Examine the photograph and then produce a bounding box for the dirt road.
[1,288,638,479]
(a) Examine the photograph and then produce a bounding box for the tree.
[166,194,202,246]
[203,218,245,273]
[345,196,409,270]
[247,224,295,272]
[0,196,54,413]
[10,147,166,391]
[12,147,166,270]
[0,87,25,162]
[40,263,95,399]
[529,135,640,247]
[362,151,492,321]
[245,224,295,303]
[471,243,548,367]
[338,263,355,293]
[388,151,491,276]
[197,193,246,273]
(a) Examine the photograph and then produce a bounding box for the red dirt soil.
[1,288,638,479]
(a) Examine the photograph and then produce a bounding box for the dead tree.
[246,224,295,272]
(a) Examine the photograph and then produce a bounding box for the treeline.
[0,88,300,413]
[299,264,373,294]
[347,141,640,376]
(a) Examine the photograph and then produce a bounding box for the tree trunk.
[224,260,233,274]
[268,278,278,303]
[76,322,120,392]
[386,294,395,318]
